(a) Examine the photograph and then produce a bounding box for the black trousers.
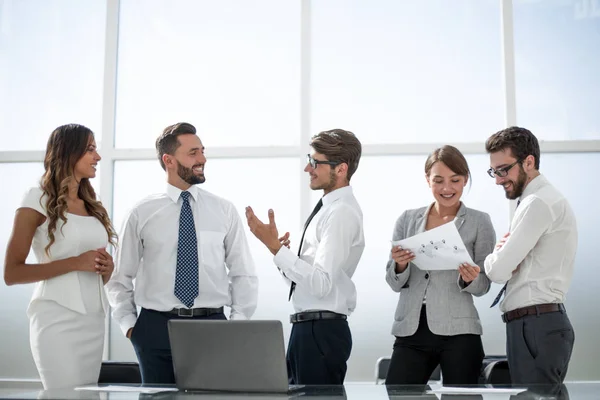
[130,308,226,384]
[386,305,484,385]
[506,308,574,385]
[286,319,352,385]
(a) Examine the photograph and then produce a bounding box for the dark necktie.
[174,191,199,308]
[490,200,520,308]
[288,199,323,301]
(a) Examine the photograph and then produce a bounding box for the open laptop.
[168,319,304,394]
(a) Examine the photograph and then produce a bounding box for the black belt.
[290,311,347,324]
[502,303,565,323]
[161,307,224,317]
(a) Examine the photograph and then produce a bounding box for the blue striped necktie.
[174,191,199,308]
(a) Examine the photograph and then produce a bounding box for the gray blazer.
[385,203,495,337]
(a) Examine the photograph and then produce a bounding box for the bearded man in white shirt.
[245,129,364,385]
[484,126,577,385]
[106,122,258,384]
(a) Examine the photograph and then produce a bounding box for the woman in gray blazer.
[384,145,495,385]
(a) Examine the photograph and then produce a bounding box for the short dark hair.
[310,129,362,181]
[425,145,471,183]
[485,126,541,170]
[155,122,197,170]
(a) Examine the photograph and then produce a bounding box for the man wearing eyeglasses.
[245,129,364,385]
[484,126,577,385]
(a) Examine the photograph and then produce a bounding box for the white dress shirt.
[484,174,578,313]
[106,184,258,335]
[273,186,365,315]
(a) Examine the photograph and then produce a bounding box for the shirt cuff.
[230,311,248,321]
[119,314,139,336]
[273,245,298,275]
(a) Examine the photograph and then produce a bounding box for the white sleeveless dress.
[20,187,108,389]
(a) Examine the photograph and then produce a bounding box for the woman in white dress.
[4,124,117,389]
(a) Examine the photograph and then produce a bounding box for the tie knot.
[180,191,191,202]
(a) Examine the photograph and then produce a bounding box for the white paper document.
[75,385,178,393]
[428,384,527,395]
[391,221,474,271]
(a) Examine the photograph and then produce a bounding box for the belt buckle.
[178,308,194,317]
[290,313,305,324]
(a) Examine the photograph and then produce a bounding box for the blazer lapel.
[454,202,467,231]
[416,204,434,234]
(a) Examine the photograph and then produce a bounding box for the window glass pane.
[311,0,503,144]
[110,158,300,360]
[536,153,597,379]
[0,163,44,379]
[0,1,106,150]
[514,0,600,140]
[115,0,300,149]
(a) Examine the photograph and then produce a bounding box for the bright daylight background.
[0,0,599,383]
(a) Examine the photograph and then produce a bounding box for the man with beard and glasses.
[245,129,364,385]
[484,126,577,385]
[106,122,258,384]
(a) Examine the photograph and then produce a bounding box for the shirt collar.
[166,183,200,203]
[321,185,354,206]
[518,173,547,202]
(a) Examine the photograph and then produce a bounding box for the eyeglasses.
[487,160,520,178]
[307,154,341,169]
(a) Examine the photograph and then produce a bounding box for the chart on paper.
[391,221,474,271]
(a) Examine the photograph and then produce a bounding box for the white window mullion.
[100,0,120,361]
[300,0,312,221]
[501,0,517,127]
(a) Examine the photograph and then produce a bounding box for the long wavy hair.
[40,124,117,254]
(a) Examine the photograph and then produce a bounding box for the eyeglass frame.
[487,160,521,178]
[306,154,341,169]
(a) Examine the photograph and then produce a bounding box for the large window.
[114,0,301,149]
[513,0,600,140]
[1,0,599,383]
[0,0,106,151]
[0,163,44,379]
[311,0,504,143]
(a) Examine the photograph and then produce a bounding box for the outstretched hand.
[245,206,284,255]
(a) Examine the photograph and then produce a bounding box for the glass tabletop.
[1,382,599,400]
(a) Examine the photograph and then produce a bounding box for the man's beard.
[177,161,205,185]
[504,164,527,200]
[312,169,337,192]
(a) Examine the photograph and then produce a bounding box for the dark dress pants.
[386,305,484,386]
[286,319,352,385]
[130,308,226,384]
[506,308,574,385]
